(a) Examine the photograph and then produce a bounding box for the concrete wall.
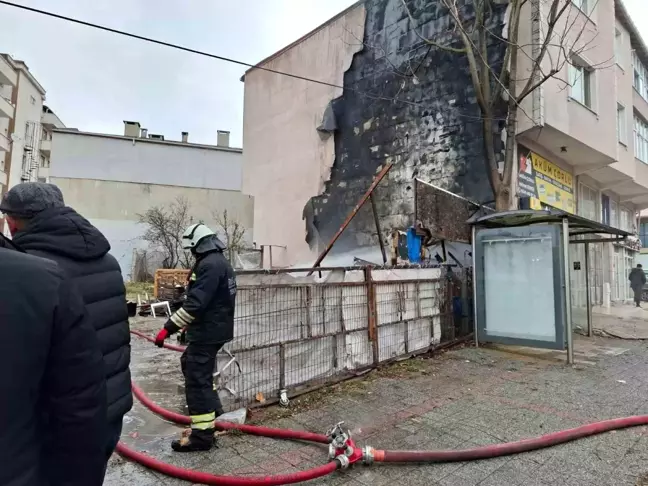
[51,131,243,191]
[51,176,254,279]
[242,3,367,268]
[243,0,508,267]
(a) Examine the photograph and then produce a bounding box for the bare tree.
[402,0,602,209]
[212,209,246,263]
[138,196,194,269]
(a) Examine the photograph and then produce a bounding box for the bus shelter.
[468,209,631,364]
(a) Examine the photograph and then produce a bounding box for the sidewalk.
[107,321,648,486]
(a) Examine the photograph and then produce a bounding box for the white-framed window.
[617,103,627,144]
[611,200,619,228]
[572,0,589,14]
[633,51,648,101]
[620,207,634,232]
[578,183,599,221]
[569,61,593,108]
[615,28,623,65]
[634,114,648,163]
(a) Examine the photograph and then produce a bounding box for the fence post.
[365,267,379,365]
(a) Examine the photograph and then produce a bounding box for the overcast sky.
[0,0,646,148]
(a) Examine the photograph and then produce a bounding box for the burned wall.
[304,0,508,255]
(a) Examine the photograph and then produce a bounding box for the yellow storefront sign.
[518,148,575,214]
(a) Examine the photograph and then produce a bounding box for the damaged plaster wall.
[242,3,367,268]
[304,0,508,255]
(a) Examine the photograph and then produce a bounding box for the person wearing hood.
[155,223,236,452]
[0,182,132,471]
[629,264,647,308]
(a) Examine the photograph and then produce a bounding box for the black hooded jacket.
[12,206,132,423]
[0,246,108,486]
[166,235,236,345]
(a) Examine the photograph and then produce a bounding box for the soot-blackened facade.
[304,0,508,255]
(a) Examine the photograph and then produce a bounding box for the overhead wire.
[0,0,508,122]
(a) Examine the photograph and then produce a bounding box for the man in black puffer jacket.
[0,233,108,486]
[1,182,132,470]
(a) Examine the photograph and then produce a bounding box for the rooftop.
[52,128,242,153]
[616,0,648,68]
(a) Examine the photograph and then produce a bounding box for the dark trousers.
[633,286,643,306]
[181,343,224,436]
[101,418,124,480]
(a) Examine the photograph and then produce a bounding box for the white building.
[49,122,254,279]
[0,54,64,232]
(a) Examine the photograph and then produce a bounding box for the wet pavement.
[107,317,648,485]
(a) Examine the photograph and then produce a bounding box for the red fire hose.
[116,442,340,485]
[130,329,187,352]
[125,330,648,484]
[371,414,648,463]
[131,383,330,444]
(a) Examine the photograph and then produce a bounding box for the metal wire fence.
[213,266,473,411]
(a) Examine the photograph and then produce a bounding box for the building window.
[572,0,589,14]
[633,51,648,101]
[635,114,648,163]
[29,95,35,105]
[578,183,598,221]
[611,200,619,228]
[620,207,634,232]
[615,28,623,65]
[617,103,627,144]
[640,221,648,247]
[569,61,592,108]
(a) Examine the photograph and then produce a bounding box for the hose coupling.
[335,454,350,470]
[362,446,375,466]
[328,443,336,460]
[326,422,350,450]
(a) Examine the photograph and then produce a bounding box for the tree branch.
[400,0,467,54]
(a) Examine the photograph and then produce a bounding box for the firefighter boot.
[171,428,217,452]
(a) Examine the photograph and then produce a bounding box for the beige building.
[515,0,648,305]
[242,0,648,306]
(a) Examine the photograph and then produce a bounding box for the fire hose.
[125,330,648,484]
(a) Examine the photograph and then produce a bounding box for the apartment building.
[0,54,63,215]
[512,0,648,307]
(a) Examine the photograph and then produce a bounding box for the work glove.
[154,329,168,347]
[155,320,182,347]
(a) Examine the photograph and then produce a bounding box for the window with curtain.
[634,51,648,101]
[569,62,592,107]
[611,200,619,228]
[635,114,648,163]
[578,184,598,221]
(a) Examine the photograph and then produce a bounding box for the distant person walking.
[629,264,646,308]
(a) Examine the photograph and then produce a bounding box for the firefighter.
[154,223,237,452]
